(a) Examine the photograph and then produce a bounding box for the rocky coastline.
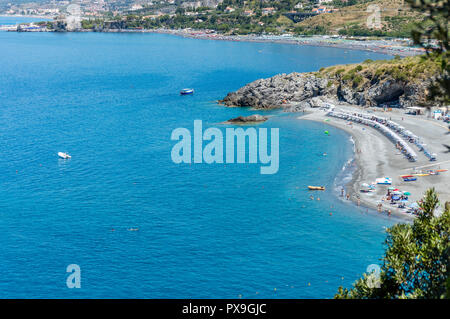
[220,57,439,111]
[219,57,449,218]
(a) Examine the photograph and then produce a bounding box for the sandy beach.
[145,29,423,57]
[299,102,450,219]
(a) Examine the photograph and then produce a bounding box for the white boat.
[58,152,71,159]
[376,177,392,185]
[180,88,194,95]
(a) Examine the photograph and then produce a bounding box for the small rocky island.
[220,56,440,111]
[224,114,268,124]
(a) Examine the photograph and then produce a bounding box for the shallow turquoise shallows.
[0,30,399,298]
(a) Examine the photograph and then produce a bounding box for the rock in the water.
[226,114,268,124]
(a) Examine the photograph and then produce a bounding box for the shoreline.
[0,21,424,57]
[297,103,449,220]
[119,29,423,57]
[0,14,52,19]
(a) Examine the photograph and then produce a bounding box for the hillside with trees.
[295,0,427,37]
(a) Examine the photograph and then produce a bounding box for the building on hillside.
[313,5,334,13]
[130,4,143,11]
[243,10,254,16]
[262,7,276,15]
[225,6,235,13]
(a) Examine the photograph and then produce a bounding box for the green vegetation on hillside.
[335,188,450,299]
[77,0,398,36]
[296,0,426,37]
[317,55,440,89]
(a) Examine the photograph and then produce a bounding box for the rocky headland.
[220,56,441,111]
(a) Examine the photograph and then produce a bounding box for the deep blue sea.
[0,29,399,298]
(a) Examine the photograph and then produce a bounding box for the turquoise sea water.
[0,30,399,298]
[0,16,49,25]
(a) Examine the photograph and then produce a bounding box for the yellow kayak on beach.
[308,186,325,191]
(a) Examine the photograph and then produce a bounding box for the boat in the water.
[58,152,71,159]
[180,88,194,95]
[308,186,325,191]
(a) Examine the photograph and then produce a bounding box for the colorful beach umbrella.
[403,191,411,195]
[388,187,395,190]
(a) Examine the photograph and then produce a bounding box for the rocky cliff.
[220,56,440,111]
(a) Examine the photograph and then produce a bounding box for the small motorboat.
[180,88,194,95]
[308,186,325,191]
[58,152,71,159]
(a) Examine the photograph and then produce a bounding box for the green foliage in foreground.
[407,0,450,105]
[335,188,450,299]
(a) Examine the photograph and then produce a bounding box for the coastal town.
[0,0,426,37]
[0,3,428,57]
[0,0,344,19]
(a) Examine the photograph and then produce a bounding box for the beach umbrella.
[401,199,408,203]
[403,191,411,195]
[388,187,395,190]
[324,130,329,135]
